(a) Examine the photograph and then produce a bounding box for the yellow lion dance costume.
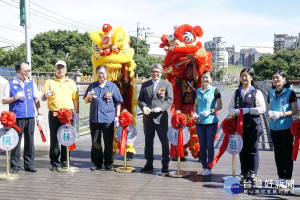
[89,24,137,159]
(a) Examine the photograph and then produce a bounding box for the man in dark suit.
[138,63,173,173]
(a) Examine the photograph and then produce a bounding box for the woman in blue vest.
[228,68,266,183]
[268,69,298,188]
[194,70,222,176]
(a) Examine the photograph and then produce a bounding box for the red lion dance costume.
[160,24,212,159]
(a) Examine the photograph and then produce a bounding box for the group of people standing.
[1,60,298,187]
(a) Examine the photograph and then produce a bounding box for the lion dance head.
[160,24,212,159]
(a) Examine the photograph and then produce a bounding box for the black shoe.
[90,165,102,170]
[49,165,58,171]
[198,158,201,162]
[140,164,153,172]
[62,164,68,168]
[105,165,114,171]
[24,168,37,172]
[11,168,20,174]
[181,157,186,162]
[126,152,134,161]
[172,157,178,161]
[161,166,169,173]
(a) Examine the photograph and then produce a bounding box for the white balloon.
[167,126,190,146]
[115,125,137,144]
[57,124,77,147]
[0,127,19,151]
[226,133,243,155]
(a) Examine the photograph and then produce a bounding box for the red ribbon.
[118,111,133,155]
[208,117,237,169]
[237,109,244,136]
[170,112,187,158]
[291,119,300,161]
[37,122,46,142]
[53,108,76,151]
[0,111,21,132]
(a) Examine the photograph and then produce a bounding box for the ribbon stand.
[168,111,190,178]
[57,146,79,173]
[115,149,135,173]
[0,150,18,180]
[222,133,242,182]
[56,124,79,173]
[115,110,136,173]
[169,156,190,178]
[0,126,20,180]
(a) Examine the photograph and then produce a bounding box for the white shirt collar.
[12,75,30,85]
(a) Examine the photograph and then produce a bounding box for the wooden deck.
[0,90,299,200]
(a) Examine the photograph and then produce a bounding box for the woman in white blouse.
[228,68,266,183]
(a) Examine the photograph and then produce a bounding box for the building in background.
[145,35,166,58]
[204,37,228,69]
[274,33,299,53]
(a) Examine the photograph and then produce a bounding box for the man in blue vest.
[2,62,42,174]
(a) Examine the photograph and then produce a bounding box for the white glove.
[114,117,119,127]
[44,89,54,98]
[192,112,199,119]
[234,109,240,114]
[270,111,283,120]
[143,106,152,115]
[87,89,97,98]
[14,91,25,100]
[242,108,250,114]
[201,110,211,117]
[73,113,79,123]
[153,107,162,113]
[87,91,93,97]
[36,115,42,123]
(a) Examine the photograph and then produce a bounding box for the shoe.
[11,168,20,174]
[24,168,37,172]
[181,157,186,162]
[140,164,153,172]
[161,166,169,173]
[126,152,134,161]
[90,165,102,170]
[105,165,114,171]
[198,158,201,162]
[49,165,58,171]
[197,168,206,176]
[247,174,257,183]
[240,175,247,183]
[62,163,68,168]
[202,169,212,176]
[172,157,178,161]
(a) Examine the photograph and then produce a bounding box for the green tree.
[252,48,300,80]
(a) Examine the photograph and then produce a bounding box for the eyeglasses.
[22,70,31,73]
[151,71,161,74]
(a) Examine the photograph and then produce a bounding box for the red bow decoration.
[291,119,300,161]
[208,110,241,169]
[170,112,187,158]
[118,111,133,155]
[0,111,21,132]
[53,108,76,151]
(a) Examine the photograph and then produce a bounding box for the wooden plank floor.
[0,90,299,200]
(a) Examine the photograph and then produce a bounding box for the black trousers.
[239,125,262,176]
[90,122,114,167]
[270,129,294,179]
[143,121,170,168]
[48,111,71,167]
[10,118,35,170]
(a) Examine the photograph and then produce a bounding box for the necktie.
[153,81,157,93]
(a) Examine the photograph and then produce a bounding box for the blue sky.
[0,0,299,52]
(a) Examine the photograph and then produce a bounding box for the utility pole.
[136,22,149,54]
[20,0,32,78]
[145,31,153,44]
